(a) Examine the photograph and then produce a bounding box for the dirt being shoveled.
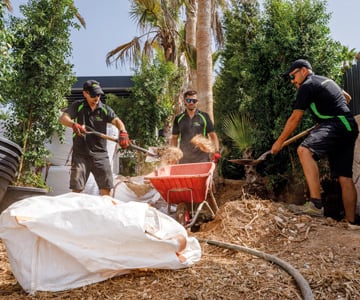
[0,184,360,299]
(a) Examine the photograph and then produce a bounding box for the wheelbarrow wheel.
[176,203,190,226]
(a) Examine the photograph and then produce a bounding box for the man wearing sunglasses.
[271,59,359,228]
[171,90,220,164]
[59,80,130,196]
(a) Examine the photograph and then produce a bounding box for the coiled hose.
[198,239,314,300]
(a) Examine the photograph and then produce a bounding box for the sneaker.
[347,221,360,230]
[288,201,324,217]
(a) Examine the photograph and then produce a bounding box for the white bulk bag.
[0,193,201,294]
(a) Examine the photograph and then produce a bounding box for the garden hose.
[198,238,314,300]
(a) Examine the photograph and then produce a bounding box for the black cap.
[283,59,312,76]
[83,80,104,97]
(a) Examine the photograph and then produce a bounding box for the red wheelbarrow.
[145,162,218,228]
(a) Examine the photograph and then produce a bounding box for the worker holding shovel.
[271,59,359,229]
[59,80,130,196]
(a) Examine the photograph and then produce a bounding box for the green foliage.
[15,171,48,189]
[107,55,184,147]
[214,0,260,136]
[0,1,14,103]
[222,113,255,151]
[214,0,344,192]
[2,0,80,185]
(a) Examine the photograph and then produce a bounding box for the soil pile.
[0,183,359,299]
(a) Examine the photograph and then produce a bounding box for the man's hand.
[119,131,130,149]
[72,122,85,137]
[211,151,221,163]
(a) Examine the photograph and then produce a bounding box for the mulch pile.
[0,184,359,299]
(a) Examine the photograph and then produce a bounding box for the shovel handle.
[282,125,317,147]
[85,126,158,158]
[85,130,119,143]
[129,143,158,157]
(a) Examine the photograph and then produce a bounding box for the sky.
[6,0,360,77]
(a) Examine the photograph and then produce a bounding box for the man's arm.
[59,112,74,127]
[271,109,304,154]
[111,117,127,132]
[343,90,352,104]
[208,131,220,152]
[170,134,179,147]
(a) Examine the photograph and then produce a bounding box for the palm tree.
[106,0,182,67]
[184,0,226,92]
[106,0,228,119]
[196,0,213,119]
[3,0,12,11]
[341,45,357,72]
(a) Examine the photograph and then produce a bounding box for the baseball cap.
[83,80,104,97]
[283,59,312,76]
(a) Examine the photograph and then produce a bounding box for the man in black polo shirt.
[271,59,359,228]
[59,80,130,196]
[171,90,220,164]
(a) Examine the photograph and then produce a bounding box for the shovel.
[84,126,159,158]
[228,125,316,166]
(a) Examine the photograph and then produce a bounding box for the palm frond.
[4,0,13,12]
[223,113,254,151]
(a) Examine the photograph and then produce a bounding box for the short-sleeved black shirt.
[294,74,351,123]
[172,109,215,163]
[65,100,117,156]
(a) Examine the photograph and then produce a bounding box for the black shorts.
[70,152,113,191]
[300,119,358,178]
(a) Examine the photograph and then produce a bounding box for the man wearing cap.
[271,59,359,228]
[59,80,130,196]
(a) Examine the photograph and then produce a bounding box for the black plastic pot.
[0,185,48,213]
[0,137,23,157]
[0,145,20,163]
[0,170,14,203]
[0,165,17,179]
[0,137,22,202]
[0,154,18,173]
[0,158,18,172]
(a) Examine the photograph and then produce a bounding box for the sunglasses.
[289,68,301,80]
[185,98,198,104]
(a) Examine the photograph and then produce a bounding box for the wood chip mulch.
[0,185,360,299]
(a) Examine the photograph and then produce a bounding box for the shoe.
[347,221,360,230]
[288,201,324,217]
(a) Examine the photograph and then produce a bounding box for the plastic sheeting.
[0,193,201,294]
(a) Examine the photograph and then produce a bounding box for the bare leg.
[297,146,321,199]
[100,188,111,196]
[338,176,356,223]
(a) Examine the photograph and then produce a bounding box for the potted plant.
[0,0,82,211]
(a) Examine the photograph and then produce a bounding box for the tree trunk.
[185,0,197,90]
[196,0,213,121]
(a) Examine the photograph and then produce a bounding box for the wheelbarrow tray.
[145,162,215,204]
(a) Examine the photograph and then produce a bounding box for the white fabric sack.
[113,181,161,204]
[0,193,201,294]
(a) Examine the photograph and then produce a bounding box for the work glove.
[72,122,85,137]
[119,131,130,149]
[211,151,221,163]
